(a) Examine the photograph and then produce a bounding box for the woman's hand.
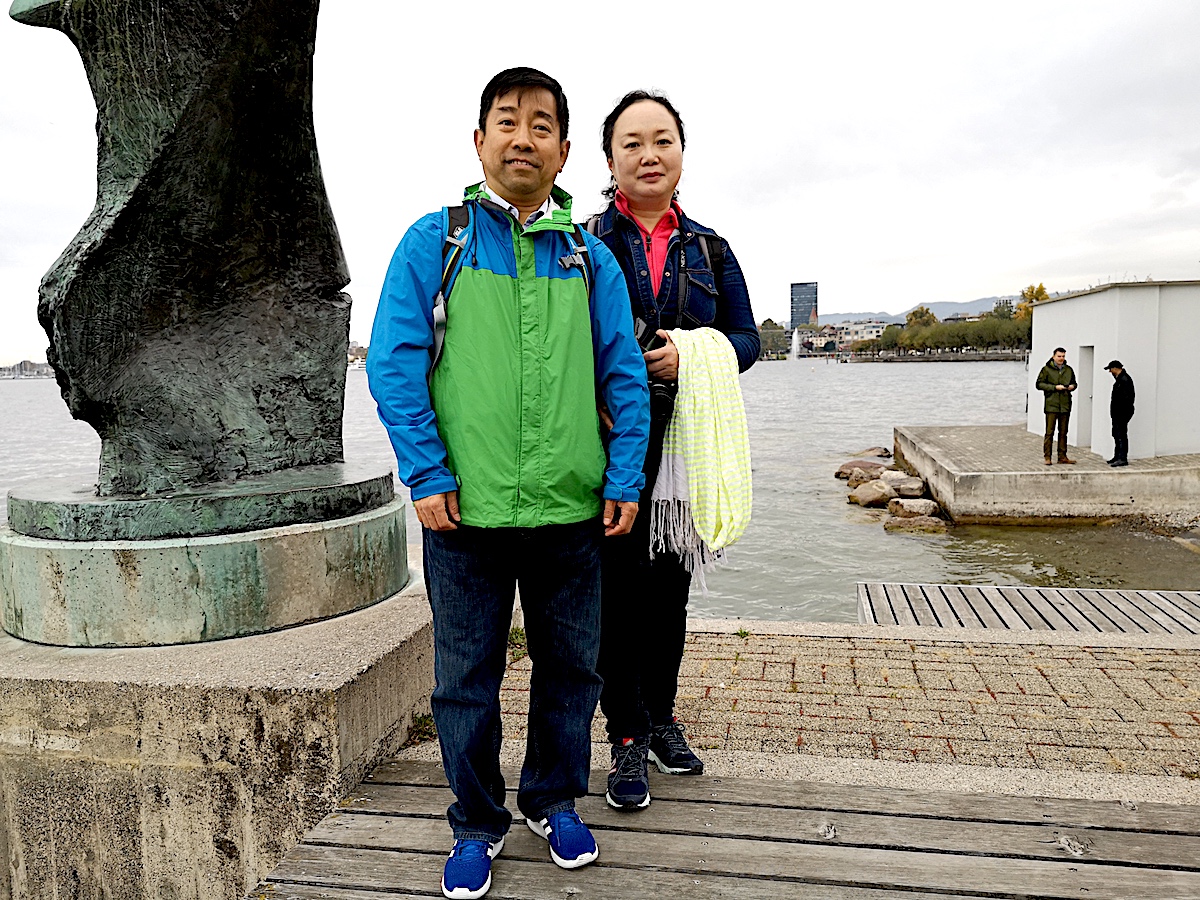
[644,330,678,381]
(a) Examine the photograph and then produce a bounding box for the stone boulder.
[884,515,948,533]
[847,467,880,488]
[888,498,940,518]
[836,459,887,480]
[851,446,892,458]
[848,480,897,507]
[893,477,927,498]
[877,469,909,484]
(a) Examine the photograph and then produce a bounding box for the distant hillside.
[816,295,1013,327]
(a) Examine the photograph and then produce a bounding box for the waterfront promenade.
[257,616,1200,897]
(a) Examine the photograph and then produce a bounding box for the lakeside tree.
[905,305,939,328]
[1016,282,1047,320]
[758,318,790,357]
[987,298,1014,319]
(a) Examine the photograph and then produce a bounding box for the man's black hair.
[600,90,686,200]
[478,68,569,141]
[1053,346,1066,354]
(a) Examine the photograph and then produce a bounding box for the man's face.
[1053,350,1066,366]
[474,88,569,209]
[1109,367,1121,379]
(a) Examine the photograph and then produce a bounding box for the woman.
[591,91,759,811]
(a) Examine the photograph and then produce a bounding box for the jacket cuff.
[603,483,643,503]
[409,475,460,502]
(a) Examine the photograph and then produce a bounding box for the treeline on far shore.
[853,298,1032,354]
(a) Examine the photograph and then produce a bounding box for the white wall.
[1029,283,1200,459]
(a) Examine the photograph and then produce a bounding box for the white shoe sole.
[441,836,504,899]
[648,748,703,775]
[605,789,651,810]
[525,817,599,869]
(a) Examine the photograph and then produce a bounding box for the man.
[1035,347,1077,465]
[1105,360,1135,467]
[367,68,650,900]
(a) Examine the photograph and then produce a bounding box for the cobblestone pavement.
[499,629,1200,778]
[900,423,1200,476]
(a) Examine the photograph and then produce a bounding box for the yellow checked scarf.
[649,327,752,589]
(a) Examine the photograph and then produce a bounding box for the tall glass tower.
[790,282,818,328]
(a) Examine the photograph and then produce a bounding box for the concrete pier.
[895,423,1200,522]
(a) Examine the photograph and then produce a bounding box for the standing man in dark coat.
[1105,360,1135,467]
[1035,347,1077,465]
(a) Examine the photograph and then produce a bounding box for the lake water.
[4,361,1198,622]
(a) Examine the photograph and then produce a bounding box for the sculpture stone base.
[0,586,434,900]
[0,497,408,647]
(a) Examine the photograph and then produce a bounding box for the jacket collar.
[464,182,577,233]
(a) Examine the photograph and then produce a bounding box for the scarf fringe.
[649,498,725,594]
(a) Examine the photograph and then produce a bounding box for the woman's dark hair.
[479,67,569,140]
[600,90,686,200]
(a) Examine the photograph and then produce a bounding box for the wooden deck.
[254,759,1200,899]
[858,582,1200,634]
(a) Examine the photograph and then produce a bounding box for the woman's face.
[608,100,683,207]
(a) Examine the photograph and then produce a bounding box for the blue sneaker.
[441,836,504,899]
[526,809,599,869]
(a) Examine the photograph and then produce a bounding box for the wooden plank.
[930,584,969,627]
[921,584,964,628]
[954,584,1009,629]
[1000,586,1072,630]
[1117,590,1196,635]
[326,788,1200,870]
[1076,588,1161,634]
[899,584,939,626]
[271,817,1200,900]
[988,586,1055,630]
[1045,587,1117,632]
[1137,590,1200,634]
[1106,589,1196,634]
[866,583,894,625]
[253,884,427,900]
[1170,590,1200,617]
[857,583,877,625]
[369,762,1200,836]
[264,845,974,900]
[967,584,1029,630]
[1025,587,1096,632]
[882,583,917,626]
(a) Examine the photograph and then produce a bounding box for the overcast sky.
[1,1,1198,364]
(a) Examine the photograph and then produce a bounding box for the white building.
[837,320,889,346]
[1028,280,1200,459]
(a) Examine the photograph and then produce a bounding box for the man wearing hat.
[1105,361,1135,467]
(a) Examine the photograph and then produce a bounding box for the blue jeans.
[422,518,603,842]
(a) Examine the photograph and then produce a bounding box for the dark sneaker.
[441,836,504,899]
[649,718,704,775]
[1110,459,1129,467]
[526,809,599,869]
[606,737,651,810]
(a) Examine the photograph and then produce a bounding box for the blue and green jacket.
[368,184,650,528]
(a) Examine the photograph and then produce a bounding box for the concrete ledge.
[895,424,1200,521]
[0,500,409,646]
[0,582,434,900]
[6,463,395,541]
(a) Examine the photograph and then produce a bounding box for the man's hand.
[603,499,638,536]
[416,491,460,531]
[1056,384,1065,391]
[644,330,679,381]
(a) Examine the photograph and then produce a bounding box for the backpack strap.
[558,224,594,299]
[695,232,726,278]
[430,204,472,372]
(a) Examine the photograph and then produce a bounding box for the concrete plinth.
[7,463,395,542]
[0,584,434,900]
[0,500,409,647]
[895,424,1200,522]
